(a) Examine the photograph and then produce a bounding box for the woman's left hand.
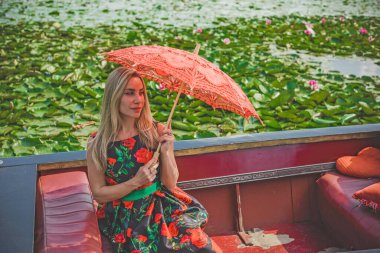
[159,125,175,153]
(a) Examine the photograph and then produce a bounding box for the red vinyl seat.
[35,171,102,253]
[316,171,380,250]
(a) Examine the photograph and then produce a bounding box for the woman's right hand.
[132,158,159,187]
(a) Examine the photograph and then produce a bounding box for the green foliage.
[0,14,379,157]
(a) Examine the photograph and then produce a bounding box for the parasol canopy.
[103,45,263,124]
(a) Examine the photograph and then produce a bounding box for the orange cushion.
[353,182,380,212]
[358,147,380,158]
[336,147,380,178]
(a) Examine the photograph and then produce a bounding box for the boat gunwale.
[0,124,379,171]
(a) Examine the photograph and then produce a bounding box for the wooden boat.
[1,123,379,253]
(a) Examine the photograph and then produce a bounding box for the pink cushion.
[353,182,380,212]
[316,171,380,249]
[35,171,102,253]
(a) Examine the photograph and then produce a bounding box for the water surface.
[1,0,379,28]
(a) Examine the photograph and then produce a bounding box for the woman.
[87,67,222,253]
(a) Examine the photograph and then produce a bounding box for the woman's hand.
[159,125,175,153]
[157,123,179,191]
[132,158,159,187]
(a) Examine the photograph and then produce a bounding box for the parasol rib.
[153,44,201,159]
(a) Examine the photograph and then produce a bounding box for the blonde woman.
[87,67,222,253]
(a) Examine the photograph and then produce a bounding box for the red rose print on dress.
[126,228,132,238]
[180,234,191,244]
[123,201,133,209]
[154,190,165,197]
[137,235,147,242]
[161,223,172,239]
[187,228,208,248]
[96,204,105,219]
[173,188,192,205]
[145,202,155,216]
[171,209,183,218]
[154,213,162,223]
[107,157,117,165]
[168,222,179,237]
[121,137,136,150]
[113,233,126,243]
[105,176,118,186]
[112,200,121,208]
[134,148,153,164]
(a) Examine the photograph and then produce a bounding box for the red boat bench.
[316,171,380,250]
[35,171,102,253]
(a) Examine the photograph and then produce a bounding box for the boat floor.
[211,222,344,253]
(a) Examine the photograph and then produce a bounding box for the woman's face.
[119,76,145,120]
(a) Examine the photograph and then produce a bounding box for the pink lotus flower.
[359,27,368,34]
[339,16,345,22]
[308,80,319,90]
[195,27,203,33]
[223,38,231,45]
[304,22,316,37]
[321,18,326,24]
[266,19,271,25]
[174,35,182,40]
[368,36,375,42]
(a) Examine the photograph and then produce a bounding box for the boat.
[1,123,379,253]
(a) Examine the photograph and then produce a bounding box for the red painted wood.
[240,178,293,228]
[186,185,236,236]
[177,138,380,181]
[291,175,317,223]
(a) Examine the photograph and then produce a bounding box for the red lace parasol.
[103,45,263,125]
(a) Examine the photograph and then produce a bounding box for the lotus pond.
[0,0,379,157]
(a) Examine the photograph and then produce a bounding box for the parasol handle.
[153,43,201,159]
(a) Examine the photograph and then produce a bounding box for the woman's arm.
[87,140,158,203]
[158,123,179,191]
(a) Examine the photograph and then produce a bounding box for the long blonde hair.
[89,67,159,171]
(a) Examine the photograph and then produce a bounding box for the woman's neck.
[118,118,138,139]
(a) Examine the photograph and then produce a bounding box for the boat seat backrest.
[35,171,102,253]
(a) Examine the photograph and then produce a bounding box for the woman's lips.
[132,107,142,112]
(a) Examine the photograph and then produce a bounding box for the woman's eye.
[124,92,133,95]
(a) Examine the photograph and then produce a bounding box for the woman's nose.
[134,95,142,103]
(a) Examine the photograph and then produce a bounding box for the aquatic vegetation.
[0,5,379,157]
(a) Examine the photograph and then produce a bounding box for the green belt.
[122,182,159,201]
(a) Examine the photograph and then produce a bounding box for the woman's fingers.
[146,157,158,167]
[162,128,172,135]
[160,126,173,137]
[149,173,156,181]
[149,162,159,174]
[159,133,174,143]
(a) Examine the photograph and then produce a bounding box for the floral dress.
[95,134,222,253]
